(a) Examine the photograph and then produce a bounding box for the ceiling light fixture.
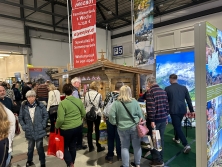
[0,54,10,57]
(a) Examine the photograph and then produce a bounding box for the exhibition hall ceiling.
[53,0,216,30]
[0,0,219,31]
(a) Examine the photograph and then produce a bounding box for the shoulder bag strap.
[120,101,136,124]
[88,91,98,106]
[66,99,81,113]
[110,92,113,101]
[93,92,99,101]
[88,91,92,105]
[53,91,59,105]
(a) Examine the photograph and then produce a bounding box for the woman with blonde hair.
[0,103,10,167]
[47,84,61,132]
[109,85,144,167]
[84,81,105,152]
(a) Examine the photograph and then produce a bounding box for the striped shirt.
[37,84,48,98]
[146,84,169,123]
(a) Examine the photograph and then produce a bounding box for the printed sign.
[71,0,97,68]
[134,0,154,66]
[113,46,123,56]
[206,22,222,167]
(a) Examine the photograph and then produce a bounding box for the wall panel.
[156,32,175,51]
[0,17,24,44]
[180,28,194,47]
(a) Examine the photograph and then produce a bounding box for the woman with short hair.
[55,83,86,167]
[0,103,10,167]
[109,85,144,167]
[47,84,61,132]
[18,90,48,167]
[84,81,105,152]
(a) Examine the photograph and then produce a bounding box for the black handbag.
[49,105,58,115]
[49,91,59,115]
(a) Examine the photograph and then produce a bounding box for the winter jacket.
[13,88,22,101]
[18,100,48,140]
[55,96,86,130]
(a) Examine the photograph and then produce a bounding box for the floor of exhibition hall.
[11,124,195,167]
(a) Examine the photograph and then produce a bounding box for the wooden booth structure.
[52,58,153,100]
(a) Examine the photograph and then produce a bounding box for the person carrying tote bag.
[47,84,61,133]
[55,83,86,167]
[109,85,144,167]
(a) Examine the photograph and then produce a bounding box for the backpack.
[103,92,115,117]
[86,92,99,121]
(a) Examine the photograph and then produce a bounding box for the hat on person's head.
[26,90,36,98]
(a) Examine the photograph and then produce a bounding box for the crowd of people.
[0,74,195,167]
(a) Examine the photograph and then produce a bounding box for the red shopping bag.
[47,129,64,159]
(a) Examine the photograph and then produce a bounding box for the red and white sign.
[71,0,97,68]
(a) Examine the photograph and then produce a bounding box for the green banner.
[206,22,217,37]
[207,84,222,101]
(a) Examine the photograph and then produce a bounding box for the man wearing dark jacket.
[146,76,169,167]
[0,86,13,111]
[165,74,194,154]
[22,82,32,101]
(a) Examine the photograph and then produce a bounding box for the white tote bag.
[103,93,115,117]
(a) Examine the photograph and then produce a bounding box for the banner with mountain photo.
[206,22,222,167]
[71,0,97,68]
[134,0,154,67]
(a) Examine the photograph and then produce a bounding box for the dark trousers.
[27,138,45,165]
[76,124,83,147]
[87,115,101,149]
[106,120,121,157]
[171,114,188,146]
[49,112,57,132]
[60,125,82,166]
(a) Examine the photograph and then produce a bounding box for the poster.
[71,0,97,68]
[134,0,154,67]
[206,22,222,167]
[28,68,59,87]
[156,51,195,101]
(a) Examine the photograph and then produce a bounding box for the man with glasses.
[71,77,87,150]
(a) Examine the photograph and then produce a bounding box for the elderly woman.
[47,84,61,132]
[109,85,144,167]
[55,83,86,167]
[84,81,105,152]
[0,103,10,167]
[18,90,48,167]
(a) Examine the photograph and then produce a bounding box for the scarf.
[27,101,37,108]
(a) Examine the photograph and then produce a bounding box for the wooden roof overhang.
[52,60,153,79]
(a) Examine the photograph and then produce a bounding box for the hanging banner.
[134,0,154,67]
[71,0,97,68]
